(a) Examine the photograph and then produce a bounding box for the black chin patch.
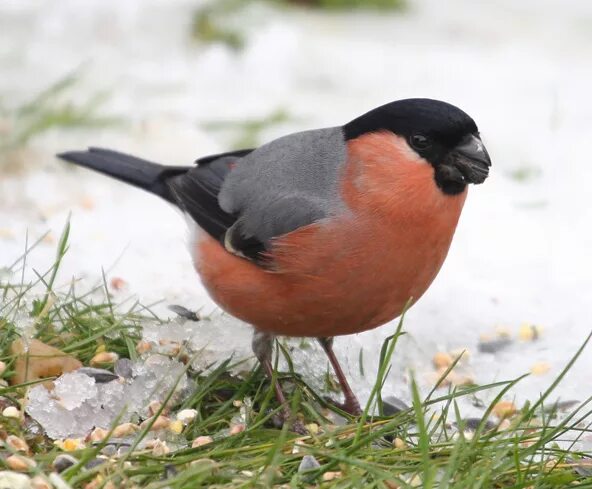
[434,165,467,195]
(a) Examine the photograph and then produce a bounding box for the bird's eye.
[409,134,431,151]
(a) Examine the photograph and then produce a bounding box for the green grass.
[1,223,592,488]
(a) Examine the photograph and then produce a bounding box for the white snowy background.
[1,0,591,424]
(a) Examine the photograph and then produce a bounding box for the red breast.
[194,132,467,337]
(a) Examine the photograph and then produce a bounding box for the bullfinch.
[58,98,491,423]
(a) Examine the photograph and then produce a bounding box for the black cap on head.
[343,98,490,195]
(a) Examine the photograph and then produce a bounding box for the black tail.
[57,147,189,204]
[57,147,245,242]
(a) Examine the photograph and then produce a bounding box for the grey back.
[218,126,348,246]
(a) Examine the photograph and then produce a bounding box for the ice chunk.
[54,372,97,409]
[26,356,189,439]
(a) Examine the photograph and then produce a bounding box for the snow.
[3,0,592,438]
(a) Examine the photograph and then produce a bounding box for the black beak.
[450,134,491,184]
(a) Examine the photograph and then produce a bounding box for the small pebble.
[322,471,342,481]
[112,423,140,438]
[493,401,517,419]
[6,435,30,453]
[433,352,453,369]
[89,352,118,367]
[298,455,320,481]
[113,358,133,379]
[176,408,197,424]
[6,455,36,472]
[85,458,107,470]
[53,454,78,473]
[192,436,213,448]
[530,362,551,376]
[77,367,119,384]
[2,406,21,418]
[382,396,410,415]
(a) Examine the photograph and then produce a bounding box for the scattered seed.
[0,361,6,376]
[62,438,84,451]
[136,341,152,355]
[31,475,53,489]
[112,423,140,438]
[148,400,167,416]
[230,423,245,435]
[2,406,20,418]
[493,401,517,419]
[6,435,29,453]
[519,323,542,341]
[393,437,407,449]
[6,454,36,471]
[77,367,119,383]
[89,352,118,367]
[88,427,108,443]
[433,352,453,369]
[530,362,551,376]
[149,439,170,456]
[169,420,184,435]
[53,454,78,473]
[176,408,197,424]
[305,423,319,435]
[109,277,126,291]
[192,436,213,448]
[141,415,171,431]
[322,471,342,481]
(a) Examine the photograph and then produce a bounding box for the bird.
[58,98,491,427]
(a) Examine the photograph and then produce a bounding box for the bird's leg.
[251,331,306,433]
[318,337,362,415]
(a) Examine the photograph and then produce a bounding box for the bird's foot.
[324,396,363,416]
